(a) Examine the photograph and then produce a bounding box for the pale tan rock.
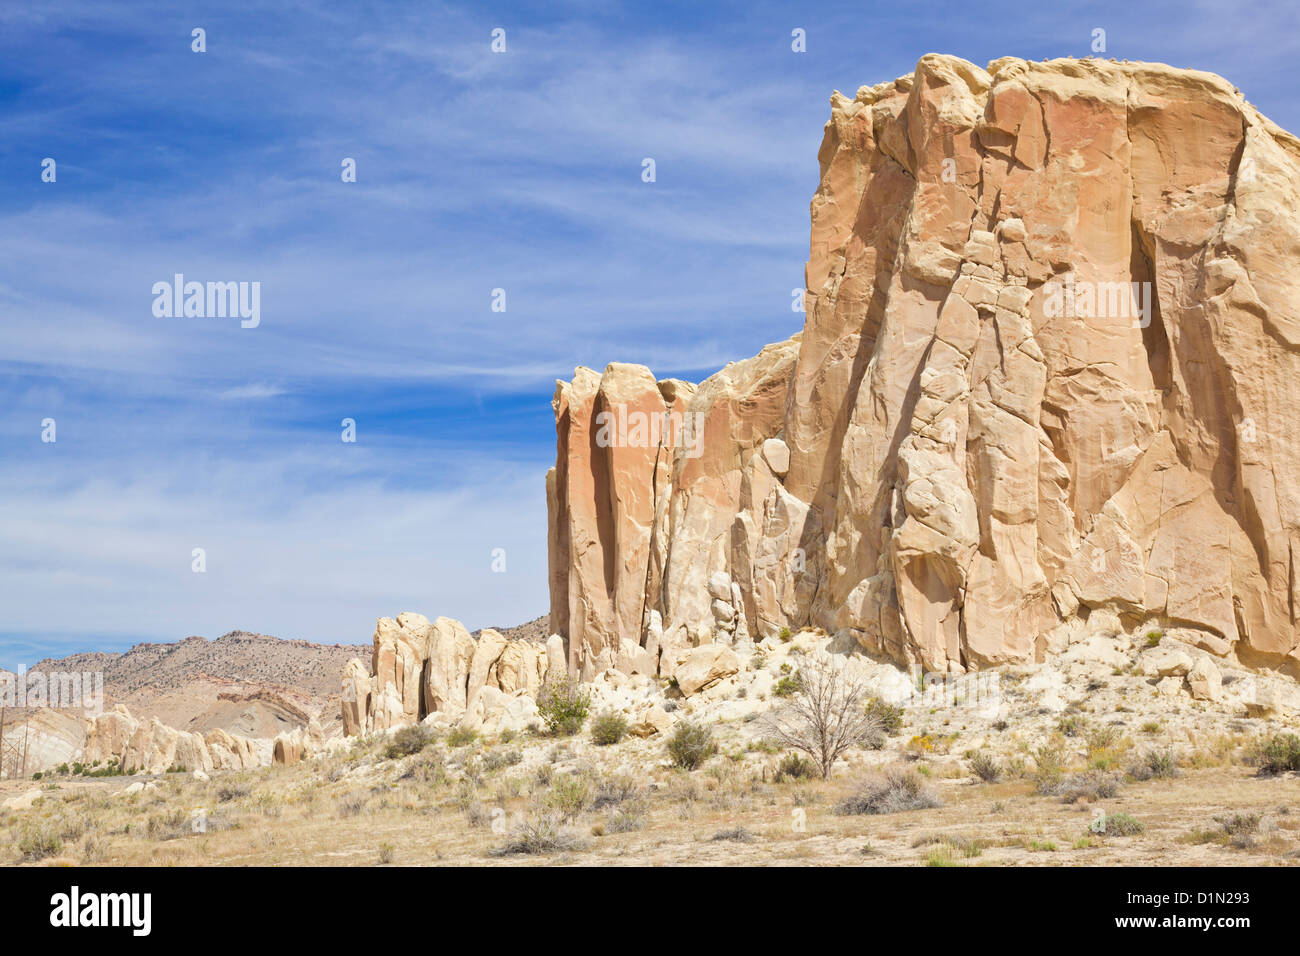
[341,658,371,736]
[371,613,429,727]
[466,628,508,705]
[544,54,1300,680]
[762,437,791,478]
[204,728,260,771]
[627,703,671,737]
[1140,646,1194,679]
[1187,657,1223,701]
[423,617,475,718]
[545,633,567,682]
[2,789,42,811]
[672,644,740,696]
[272,728,306,766]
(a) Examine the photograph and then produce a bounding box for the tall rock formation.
[340,613,552,735]
[547,55,1300,679]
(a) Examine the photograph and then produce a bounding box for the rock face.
[81,704,265,774]
[547,55,1300,679]
[341,613,554,735]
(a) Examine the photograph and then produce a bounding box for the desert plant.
[377,842,395,864]
[605,809,644,833]
[400,747,448,785]
[14,822,62,861]
[336,791,369,818]
[1041,770,1122,802]
[446,726,477,748]
[1058,715,1086,737]
[1129,747,1179,781]
[536,677,592,737]
[710,826,755,843]
[589,710,629,746]
[1032,740,1067,790]
[835,766,942,815]
[489,811,585,856]
[667,721,718,770]
[1215,811,1261,835]
[772,673,804,697]
[482,748,522,771]
[217,782,252,803]
[865,697,905,735]
[544,774,592,820]
[1085,724,1122,754]
[1103,812,1145,836]
[590,773,643,810]
[969,751,1002,783]
[773,752,818,782]
[385,724,434,759]
[1248,733,1300,775]
[759,657,886,779]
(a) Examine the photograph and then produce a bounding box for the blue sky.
[1,0,1296,670]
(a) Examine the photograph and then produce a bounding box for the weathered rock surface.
[341,614,554,735]
[81,704,265,773]
[546,55,1300,679]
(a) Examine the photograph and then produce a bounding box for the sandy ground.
[1,730,1296,867]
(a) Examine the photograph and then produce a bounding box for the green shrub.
[482,749,522,771]
[1129,748,1179,781]
[1057,715,1086,738]
[446,726,477,748]
[773,673,803,698]
[537,677,592,737]
[865,697,905,735]
[589,710,629,746]
[1104,812,1145,836]
[773,752,818,782]
[667,721,717,770]
[543,775,592,821]
[778,626,793,642]
[385,724,434,759]
[1032,741,1067,790]
[14,822,62,861]
[1248,733,1300,775]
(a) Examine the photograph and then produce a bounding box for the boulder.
[1187,657,1223,701]
[672,644,740,697]
[627,703,671,737]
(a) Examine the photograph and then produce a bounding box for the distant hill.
[21,617,550,739]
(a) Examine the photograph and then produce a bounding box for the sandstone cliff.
[547,55,1300,680]
[339,612,562,736]
[81,704,267,774]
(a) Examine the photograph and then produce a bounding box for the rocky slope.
[30,631,367,735]
[547,54,1300,682]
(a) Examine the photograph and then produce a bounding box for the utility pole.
[21,716,29,778]
[0,706,6,778]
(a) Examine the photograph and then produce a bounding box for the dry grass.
[2,718,1297,868]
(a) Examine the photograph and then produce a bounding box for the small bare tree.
[760,656,884,779]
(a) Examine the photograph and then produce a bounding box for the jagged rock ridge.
[546,54,1300,679]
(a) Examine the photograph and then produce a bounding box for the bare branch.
[759,657,884,778]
